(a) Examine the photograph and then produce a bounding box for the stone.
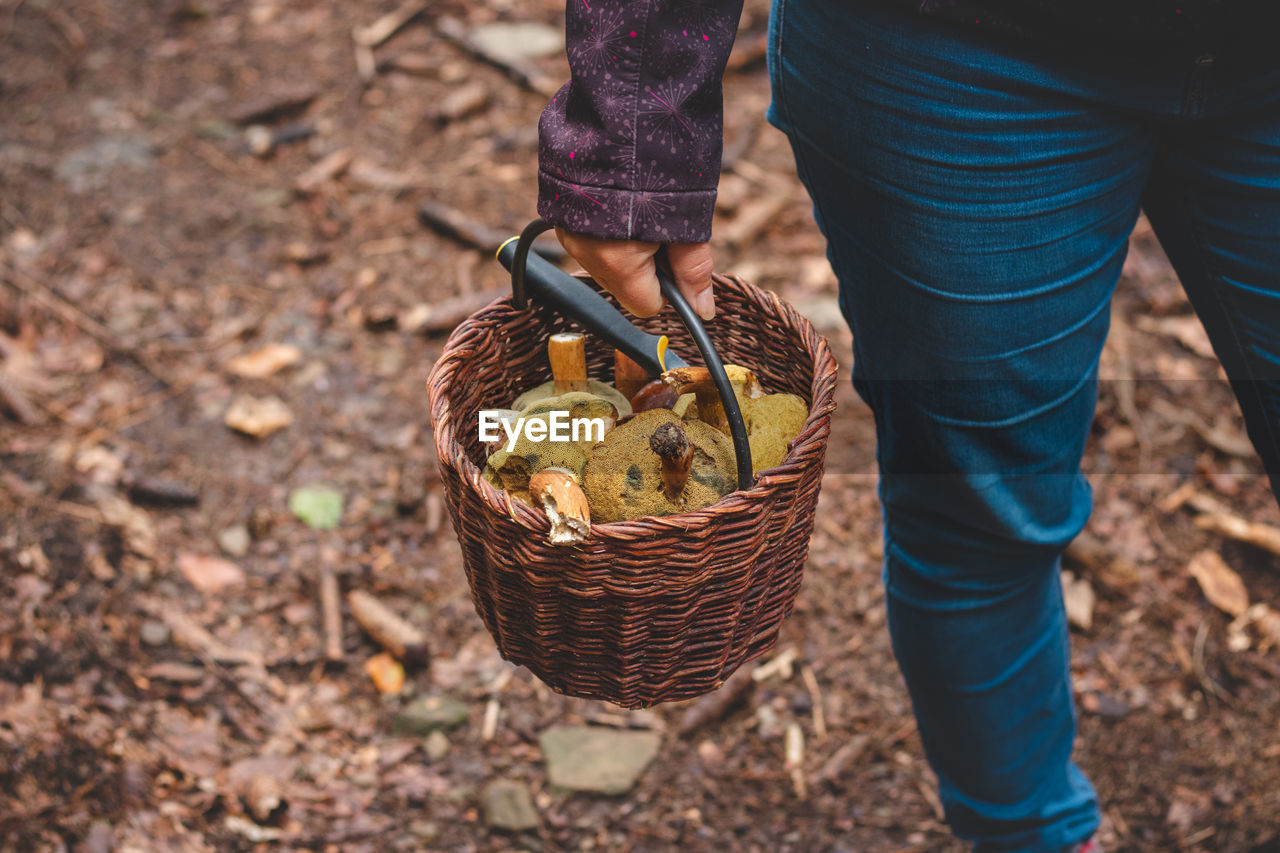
[538,726,661,795]
[140,619,170,647]
[56,135,155,193]
[217,524,251,558]
[425,730,450,761]
[482,779,539,832]
[393,695,469,736]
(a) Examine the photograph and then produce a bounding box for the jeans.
[765,1,1280,850]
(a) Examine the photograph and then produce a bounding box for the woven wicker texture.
[428,272,839,708]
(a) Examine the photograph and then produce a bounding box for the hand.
[554,227,716,321]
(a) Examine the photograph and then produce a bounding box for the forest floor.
[2,1,1279,851]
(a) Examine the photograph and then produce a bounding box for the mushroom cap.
[512,379,632,417]
[482,392,618,491]
[583,409,737,523]
[742,394,809,474]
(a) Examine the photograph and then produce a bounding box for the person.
[535,1,1280,850]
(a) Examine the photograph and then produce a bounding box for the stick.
[347,589,428,664]
[353,1,427,48]
[481,698,500,741]
[1194,512,1280,557]
[676,667,756,736]
[320,567,343,661]
[548,333,588,394]
[417,200,567,259]
[784,722,806,800]
[800,665,827,741]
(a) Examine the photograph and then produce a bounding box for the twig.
[1194,512,1280,557]
[481,698,500,741]
[353,1,427,48]
[417,200,567,259]
[347,589,429,664]
[320,566,344,662]
[817,733,869,785]
[676,666,756,736]
[784,722,806,800]
[800,665,827,741]
[1192,618,1231,705]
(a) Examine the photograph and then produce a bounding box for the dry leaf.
[226,343,302,379]
[1187,550,1249,617]
[1061,570,1096,631]
[365,652,405,694]
[225,394,293,437]
[178,553,246,593]
[1135,314,1216,359]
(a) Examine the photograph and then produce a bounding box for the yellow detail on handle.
[656,336,671,371]
[495,235,520,260]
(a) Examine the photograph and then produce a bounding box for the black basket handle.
[497,217,754,492]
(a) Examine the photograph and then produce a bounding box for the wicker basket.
[427,272,839,708]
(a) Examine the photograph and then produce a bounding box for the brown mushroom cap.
[583,409,736,522]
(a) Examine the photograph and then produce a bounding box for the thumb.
[664,242,716,321]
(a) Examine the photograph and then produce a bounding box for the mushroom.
[482,392,619,492]
[512,333,632,416]
[741,393,809,473]
[660,365,809,474]
[528,468,591,545]
[661,364,764,434]
[613,349,650,401]
[629,377,680,413]
[583,409,736,522]
[649,421,692,504]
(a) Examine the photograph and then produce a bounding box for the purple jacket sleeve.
[538,0,744,243]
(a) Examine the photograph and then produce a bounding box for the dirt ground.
[2,1,1280,851]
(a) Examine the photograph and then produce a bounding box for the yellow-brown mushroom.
[528,468,591,545]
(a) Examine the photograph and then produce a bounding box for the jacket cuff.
[537,169,717,244]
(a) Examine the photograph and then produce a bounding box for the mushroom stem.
[661,364,764,435]
[528,467,591,545]
[548,333,588,395]
[613,349,650,400]
[662,367,728,433]
[649,421,693,503]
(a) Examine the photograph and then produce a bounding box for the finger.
[555,228,665,317]
[665,242,716,320]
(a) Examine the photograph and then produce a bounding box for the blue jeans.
[766,2,1280,851]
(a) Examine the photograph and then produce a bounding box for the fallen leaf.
[1135,314,1216,359]
[178,553,246,593]
[288,486,343,529]
[225,394,293,437]
[365,652,405,694]
[1187,550,1249,618]
[1061,570,1096,631]
[226,343,302,379]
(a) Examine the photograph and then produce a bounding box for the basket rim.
[427,271,840,540]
